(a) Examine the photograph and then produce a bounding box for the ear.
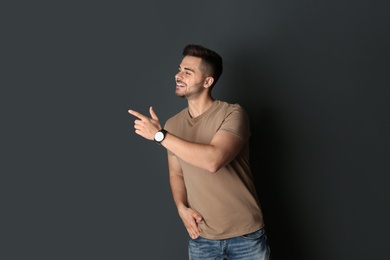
[203,77,214,89]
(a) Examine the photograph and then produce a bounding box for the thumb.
[149,106,159,120]
[192,212,203,222]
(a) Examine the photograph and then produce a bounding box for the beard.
[175,82,204,99]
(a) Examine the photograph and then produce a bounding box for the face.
[175,56,208,99]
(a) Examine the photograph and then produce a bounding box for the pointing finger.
[128,109,148,121]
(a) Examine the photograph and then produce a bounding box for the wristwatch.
[154,129,167,144]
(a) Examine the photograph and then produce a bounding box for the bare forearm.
[128,107,243,172]
[169,174,189,211]
[169,171,203,239]
[163,132,222,173]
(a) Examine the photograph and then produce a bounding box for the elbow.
[208,167,219,173]
[204,149,226,173]
[207,162,223,173]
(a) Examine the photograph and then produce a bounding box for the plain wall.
[3,1,389,259]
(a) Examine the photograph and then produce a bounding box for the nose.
[175,71,183,81]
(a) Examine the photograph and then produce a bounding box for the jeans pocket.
[240,228,265,240]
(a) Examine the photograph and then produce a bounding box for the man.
[128,44,271,259]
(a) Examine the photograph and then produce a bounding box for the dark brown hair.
[182,44,223,87]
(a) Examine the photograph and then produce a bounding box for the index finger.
[128,109,148,120]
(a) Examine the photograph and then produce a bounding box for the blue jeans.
[188,228,271,260]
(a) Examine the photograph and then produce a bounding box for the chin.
[175,91,185,98]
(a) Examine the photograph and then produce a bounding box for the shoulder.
[215,100,248,118]
[215,100,244,110]
[215,100,251,140]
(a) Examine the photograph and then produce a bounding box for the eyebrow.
[178,66,195,73]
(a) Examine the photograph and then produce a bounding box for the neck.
[187,94,215,118]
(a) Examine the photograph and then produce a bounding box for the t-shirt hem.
[200,223,265,240]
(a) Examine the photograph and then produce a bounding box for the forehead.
[180,56,202,71]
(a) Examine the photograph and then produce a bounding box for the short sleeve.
[219,105,251,141]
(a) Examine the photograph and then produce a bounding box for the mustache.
[176,80,186,86]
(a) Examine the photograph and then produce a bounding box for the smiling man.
[128,44,271,260]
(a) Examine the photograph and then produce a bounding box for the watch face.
[155,131,164,142]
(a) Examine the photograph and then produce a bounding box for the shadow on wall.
[224,48,305,260]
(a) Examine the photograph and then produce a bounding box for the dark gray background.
[2,0,390,259]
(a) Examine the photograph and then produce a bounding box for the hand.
[128,106,162,140]
[178,206,203,239]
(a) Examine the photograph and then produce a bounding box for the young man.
[128,44,271,259]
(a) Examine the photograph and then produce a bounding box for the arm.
[128,107,245,173]
[163,130,245,173]
[168,153,203,239]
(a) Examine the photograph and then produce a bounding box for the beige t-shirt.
[165,100,264,240]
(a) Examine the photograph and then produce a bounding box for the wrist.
[177,204,188,212]
[154,129,167,144]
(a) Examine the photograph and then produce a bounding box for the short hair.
[182,44,223,87]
